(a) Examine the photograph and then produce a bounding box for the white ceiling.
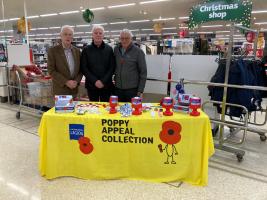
[1,0,267,40]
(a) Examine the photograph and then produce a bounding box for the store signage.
[188,0,252,29]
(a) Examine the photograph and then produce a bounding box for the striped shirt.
[64,47,75,77]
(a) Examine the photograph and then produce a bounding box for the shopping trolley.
[11,65,53,119]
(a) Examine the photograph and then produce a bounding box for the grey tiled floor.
[0,103,267,200]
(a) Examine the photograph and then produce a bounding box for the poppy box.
[178,93,192,106]
[173,104,189,114]
[55,95,75,113]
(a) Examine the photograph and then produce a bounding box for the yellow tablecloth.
[39,103,214,186]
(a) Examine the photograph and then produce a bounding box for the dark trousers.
[114,88,138,102]
[87,88,111,102]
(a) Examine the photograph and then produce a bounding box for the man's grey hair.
[60,25,74,34]
[92,25,105,33]
[120,29,133,38]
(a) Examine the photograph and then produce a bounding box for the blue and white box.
[55,95,75,113]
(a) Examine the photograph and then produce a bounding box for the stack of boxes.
[173,83,191,114]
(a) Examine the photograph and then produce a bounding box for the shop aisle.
[0,103,267,200]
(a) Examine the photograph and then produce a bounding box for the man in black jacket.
[81,25,115,102]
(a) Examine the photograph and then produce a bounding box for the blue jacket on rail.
[208,59,263,117]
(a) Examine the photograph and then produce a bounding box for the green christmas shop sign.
[188,0,252,29]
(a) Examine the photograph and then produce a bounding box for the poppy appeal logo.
[159,121,181,145]
[158,121,182,164]
[69,124,84,140]
[78,136,94,154]
[69,124,94,155]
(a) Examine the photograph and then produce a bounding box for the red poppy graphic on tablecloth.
[158,121,182,164]
[78,136,94,154]
[159,121,181,145]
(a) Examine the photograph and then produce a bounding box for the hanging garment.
[208,58,263,117]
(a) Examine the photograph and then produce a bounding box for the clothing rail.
[147,69,267,161]
[147,78,267,92]
[202,100,249,146]
[234,24,258,33]
[216,23,262,161]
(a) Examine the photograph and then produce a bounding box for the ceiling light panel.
[255,22,267,25]
[216,31,230,33]
[152,17,175,21]
[37,28,48,30]
[108,3,136,9]
[92,23,108,26]
[142,28,153,31]
[76,24,91,27]
[178,16,189,19]
[201,25,223,28]
[59,10,79,15]
[40,13,58,17]
[9,18,20,21]
[49,27,61,29]
[139,0,171,5]
[162,27,177,30]
[197,32,214,34]
[163,32,177,35]
[26,15,39,19]
[130,20,150,23]
[252,10,267,14]
[109,21,128,25]
[90,7,105,11]
[226,23,241,26]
